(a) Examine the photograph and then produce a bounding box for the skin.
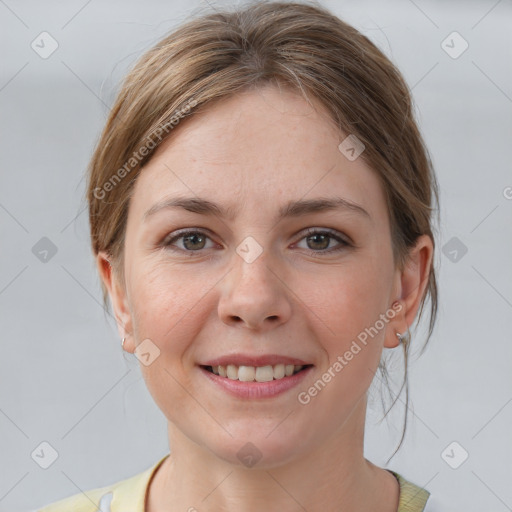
[97,84,433,512]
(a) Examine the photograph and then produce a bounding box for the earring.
[396,331,410,344]
[121,337,126,349]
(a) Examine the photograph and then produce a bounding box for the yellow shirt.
[36,454,431,511]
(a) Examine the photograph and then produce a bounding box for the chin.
[204,429,305,470]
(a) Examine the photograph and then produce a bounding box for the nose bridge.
[236,246,275,292]
[230,242,279,302]
[217,240,292,330]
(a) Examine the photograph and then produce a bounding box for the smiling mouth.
[201,364,313,383]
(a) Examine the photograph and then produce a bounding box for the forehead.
[129,85,388,229]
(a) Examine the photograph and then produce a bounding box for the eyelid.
[293,227,352,253]
[299,227,351,244]
[161,226,352,255]
[161,227,218,248]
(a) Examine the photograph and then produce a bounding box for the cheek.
[301,259,391,365]
[127,259,219,354]
[126,261,212,420]
[293,268,390,420]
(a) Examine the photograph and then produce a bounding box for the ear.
[384,234,434,348]
[96,251,134,352]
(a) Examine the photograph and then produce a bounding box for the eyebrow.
[143,196,371,222]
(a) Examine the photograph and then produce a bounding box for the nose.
[217,249,292,331]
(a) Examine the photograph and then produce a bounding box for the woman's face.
[100,85,430,468]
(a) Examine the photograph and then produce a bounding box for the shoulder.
[35,454,170,512]
[387,470,432,512]
[36,483,117,512]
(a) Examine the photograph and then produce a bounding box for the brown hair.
[87,0,440,461]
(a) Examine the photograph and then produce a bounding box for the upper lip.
[201,354,312,367]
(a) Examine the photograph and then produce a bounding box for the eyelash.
[161,227,351,256]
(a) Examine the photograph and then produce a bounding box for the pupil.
[308,234,329,250]
[184,233,205,250]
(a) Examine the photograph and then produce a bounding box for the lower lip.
[199,365,313,399]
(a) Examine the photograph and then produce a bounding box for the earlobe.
[383,300,408,349]
[96,251,133,344]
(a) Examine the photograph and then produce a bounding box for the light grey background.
[1,0,511,510]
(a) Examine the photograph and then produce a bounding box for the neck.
[147,398,399,512]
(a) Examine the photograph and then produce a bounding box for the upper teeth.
[210,364,304,382]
